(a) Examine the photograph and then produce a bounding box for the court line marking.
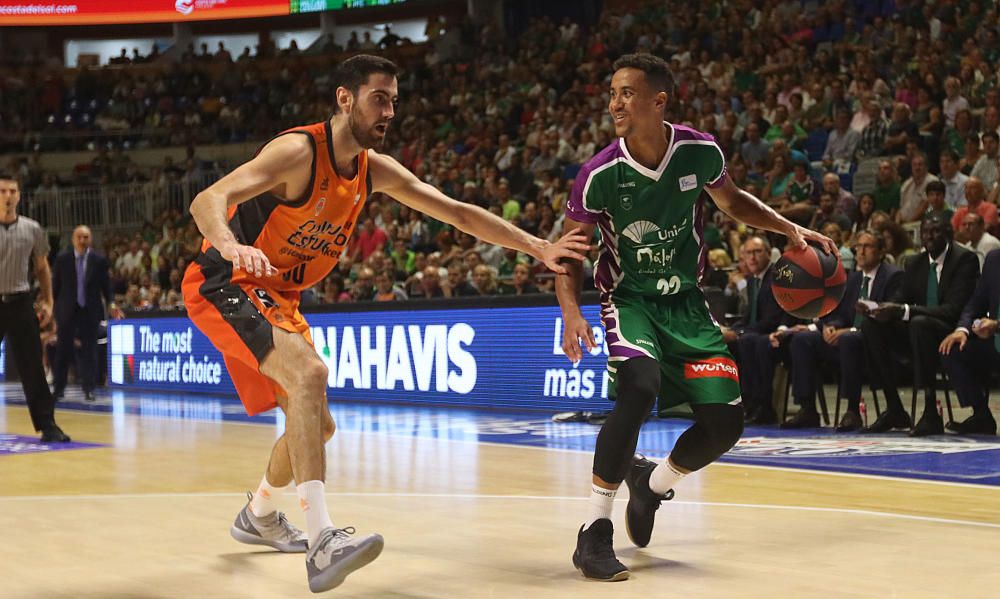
[0,490,996,529]
[6,397,1000,490]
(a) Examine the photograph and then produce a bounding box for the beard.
[348,110,387,150]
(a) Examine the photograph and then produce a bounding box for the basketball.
[771,243,847,319]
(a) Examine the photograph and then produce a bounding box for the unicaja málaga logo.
[175,0,194,15]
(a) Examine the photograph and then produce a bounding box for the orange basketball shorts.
[181,253,313,416]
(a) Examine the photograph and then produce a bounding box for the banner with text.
[107,304,619,411]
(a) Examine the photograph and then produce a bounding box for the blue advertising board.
[107,304,618,412]
[0,339,5,382]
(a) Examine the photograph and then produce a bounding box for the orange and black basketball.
[771,244,846,319]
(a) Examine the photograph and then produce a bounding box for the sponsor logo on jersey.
[618,181,636,188]
[320,176,329,191]
[679,174,698,192]
[622,220,660,244]
[315,197,326,216]
[730,436,1000,457]
[620,194,633,210]
[684,357,739,381]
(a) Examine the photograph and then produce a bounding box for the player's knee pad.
[593,357,660,482]
[699,403,745,455]
[672,403,744,471]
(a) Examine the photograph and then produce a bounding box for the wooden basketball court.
[2,386,998,598]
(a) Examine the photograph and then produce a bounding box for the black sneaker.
[572,519,629,581]
[624,454,674,548]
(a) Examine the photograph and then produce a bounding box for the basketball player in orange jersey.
[181,54,590,593]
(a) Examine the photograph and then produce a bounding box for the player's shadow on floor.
[617,549,697,573]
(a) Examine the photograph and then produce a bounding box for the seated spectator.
[443,262,479,297]
[740,123,770,175]
[822,110,860,172]
[943,109,975,158]
[704,248,733,290]
[350,267,376,302]
[849,193,877,241]
[821,222,855,271]
[872,160,901,217]
[879,219,916,266]
[761,154,793,204]
[882,103,919,156]
[860,213,980,436]
[898,153,939,224]
[855,101,890,160]
[783,229,902,430]
[939,249,1000,435]
[821,172,858,222]
[938,150,969,210]
[808,191,852,233]
[373,269,407,301]
[777,159,813,206]
[352,218,388,262]
[970,131,999,192]
[959,133,982,175]
[958,213,1000,266]
[410,265,444,299]
[721,236,788,425]
[942,76,970,128]
[923,180,953,223]
[472,264,499,295]
[501,263,540,295]
[951,177,998,235]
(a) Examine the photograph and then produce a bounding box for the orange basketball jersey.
[200,120,371,292]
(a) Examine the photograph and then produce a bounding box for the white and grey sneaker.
[230,493,309,553]
[306,526,384,593]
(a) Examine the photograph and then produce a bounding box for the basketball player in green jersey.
[556,53,836,581]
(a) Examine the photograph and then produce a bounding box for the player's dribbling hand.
[786,224,838,256]
[539,229,591,274]
[561,313,596,363]
[220,242,276,278]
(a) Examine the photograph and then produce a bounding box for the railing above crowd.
[19,171,221,236]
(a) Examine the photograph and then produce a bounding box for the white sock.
[296,480,335,545]
[649,456,687,495]
[583,484,617,530]
[249,475,284,517]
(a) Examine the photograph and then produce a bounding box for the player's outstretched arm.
[707,176,838,255]
[553,217,597,363]
[369,151,590,273]
[189,134,313,277]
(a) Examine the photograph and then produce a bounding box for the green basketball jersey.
[566,123,727,298]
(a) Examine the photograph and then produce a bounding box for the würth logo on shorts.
[684,357,739,381]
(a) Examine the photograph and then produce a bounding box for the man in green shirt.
[872,159,902,216]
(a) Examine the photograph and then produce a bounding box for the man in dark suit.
[861,213,981,436]
[782,230,903,431]
[722,235,790,425]
[52,225,117,401]
[938,248,1000,435]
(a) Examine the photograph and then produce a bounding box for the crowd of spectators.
[8,0,1000,317]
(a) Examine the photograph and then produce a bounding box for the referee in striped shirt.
[0,173,70,442]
